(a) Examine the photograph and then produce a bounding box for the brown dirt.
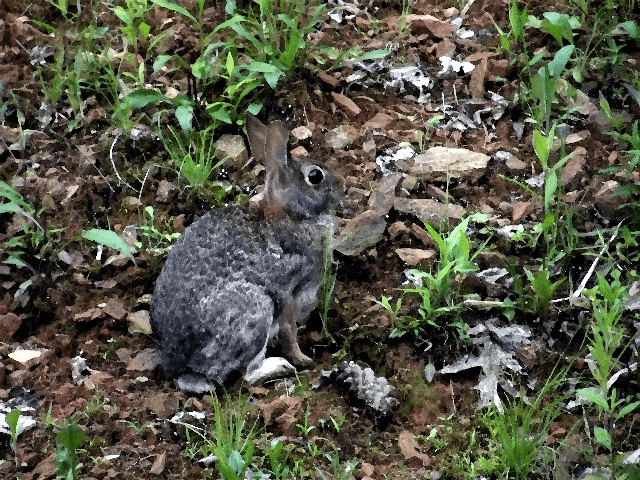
[1,0,639,478]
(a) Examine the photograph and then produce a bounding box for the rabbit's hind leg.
[278,297,313,367]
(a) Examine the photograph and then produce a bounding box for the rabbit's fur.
[150,114,343,393]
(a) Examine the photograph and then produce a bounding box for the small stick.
[460,0,476,17]
[571,221,622,299]
[110,134,138,192]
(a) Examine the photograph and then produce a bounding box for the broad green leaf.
[546,45,575,77]
[82,229,134,261]
[57,422,85,451]
[593,426,612,451]
[122,89,168,109]
[577,387,610,411]
[526,14,542,29]
[541,12,575,45]
[541,213,556,233]
[112,6,132,25]
[151,0,196,22]
[175,105,193,131]
[617,400,640,420]
[191,58,210,79]
[211,14,245,35]
[226,51,235,77]
[227,450,245,475]
[533,129,551,166]
[509,1,525,41]
[153,54,172,72]
[544,170,558,210]
[138,21,151,38]
[350,49,390,62]
[3,257,28,269]
[246,103,262,115]
[618,20,640,41]
[263,70,283,89]
[6,410,20,437]
[0,203,21,214]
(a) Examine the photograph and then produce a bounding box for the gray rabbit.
[150,114,343,393]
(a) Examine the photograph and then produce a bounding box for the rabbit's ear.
[246,113,268,165]
[264,121,289,172]
[246,113,289,172]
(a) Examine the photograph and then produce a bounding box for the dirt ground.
[1,0,639,478]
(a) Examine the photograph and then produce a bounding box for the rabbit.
[150,114,343,393]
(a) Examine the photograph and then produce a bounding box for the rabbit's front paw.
[244,356,295,384]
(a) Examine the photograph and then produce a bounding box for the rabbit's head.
[247,114,343,220]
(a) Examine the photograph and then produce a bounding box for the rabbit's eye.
[304,166,324,186]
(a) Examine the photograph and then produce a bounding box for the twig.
[552,220,622,304]
[110,134,138,192]
[571,221,622,299]
[460,0,476,17]
[138,165,153,202]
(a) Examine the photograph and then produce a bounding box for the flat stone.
[394,197,465,227]
[388,221,410,239]
[363,112,393,131]
[395,248,436,267]
[126,348,159,372]
[409,146,489,182]
[128,310,152,335]
[214,134,248,166]
[347,186,370,205]
[103,298,127,320]
[400,175,418,193]
[156,179,177,203]
[595,180,626,220]
[290,145,309,157]
[425,184,448,203]
[335,210,387,256]
[331,92,361,116]
[405,14,454,38]
[291,125,312,141]
[318,71,338,87]
[368,173,401,213]
[146,392,179,417]
[325,124,359,150]
[512,201,534,223]
[410,223,434,246]
[562,146,587,187]
[506,156,528,174]
[0,313,22,341]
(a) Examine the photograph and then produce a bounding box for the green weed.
[479,367,569,479]
[162,126,227,190]
[390,216,486,338]
[264,439,292,480]
[134,205,181,255]
[5,410,21,465]
[0,181,46,269]
[320,225,337,343]
[81,228,135,262]
[183,392,259,480]
[577,272,639,462]
[56,419,86,480]
[295,406,316,436]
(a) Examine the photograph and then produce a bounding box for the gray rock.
[368,173,401,213]
[335,210,387,256]
[325,125,359,150]
[214,134,248,167]
[394,197,465,227]
[395,248,436,267]
[409,146,489,182]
